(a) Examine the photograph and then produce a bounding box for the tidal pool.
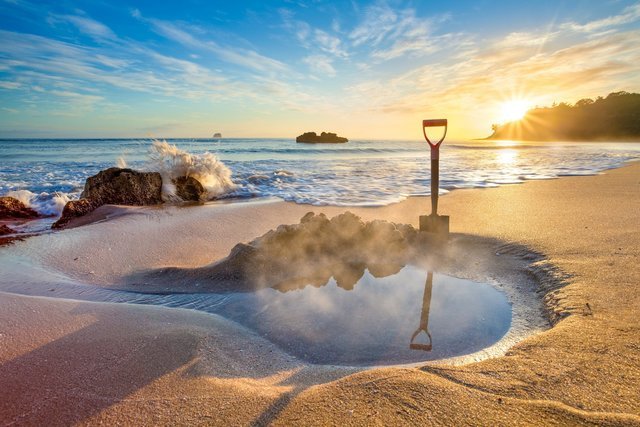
[0,259,512,366]
[212,265,512,365]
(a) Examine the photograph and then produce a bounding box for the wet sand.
[1,163,639,425]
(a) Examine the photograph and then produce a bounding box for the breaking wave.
[5,189,71,216]
[145,140,236,201]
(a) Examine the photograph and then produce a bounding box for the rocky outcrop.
[52,199,97,229]
[53,168,163,229]
[0,197,39,219]
[173,176,206,201]
[81,168,163,206]
[296,132,348,143]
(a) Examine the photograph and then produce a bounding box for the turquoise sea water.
[1,138,639,215]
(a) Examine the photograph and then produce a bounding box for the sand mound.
[125,212,430,293]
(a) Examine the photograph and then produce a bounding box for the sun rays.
[499,99,531,124]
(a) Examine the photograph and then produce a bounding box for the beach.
[0,161,638,425]
[4,0,640,423]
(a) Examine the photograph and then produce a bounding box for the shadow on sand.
[0,298,359,425]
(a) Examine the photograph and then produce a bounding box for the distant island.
[296,132,348,143]
[487,92,640,141]
[213,132,222,138]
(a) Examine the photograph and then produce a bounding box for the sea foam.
[6,189,70,216]
[145,140,236,201]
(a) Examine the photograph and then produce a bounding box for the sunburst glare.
[499,99,531,124]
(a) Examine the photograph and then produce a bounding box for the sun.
[499,99,531,123]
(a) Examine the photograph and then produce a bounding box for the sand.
[1,163,639,425]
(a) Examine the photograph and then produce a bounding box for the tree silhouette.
[487,92,640,141]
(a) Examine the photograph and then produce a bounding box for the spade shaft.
[431,157,439,215]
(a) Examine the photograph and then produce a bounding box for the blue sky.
[1,0,639,139]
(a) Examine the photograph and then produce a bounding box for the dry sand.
[1,163,639,425]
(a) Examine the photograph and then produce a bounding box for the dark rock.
[54,168,163,229]
[81,167,163,206]
[296,131,348,143]
[52,199,97,229]
[0,197,39,219]
[173,176,206,201]
[0,224,14,235]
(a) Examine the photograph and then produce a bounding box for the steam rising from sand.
[247,211,422,291]
[125,211,429,293]
[146,140,236,202]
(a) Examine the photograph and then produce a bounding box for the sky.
[0,0,639,140]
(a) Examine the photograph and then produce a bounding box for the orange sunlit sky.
[1,1,639,140]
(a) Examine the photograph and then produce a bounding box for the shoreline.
[2,139,639,223]
[8,156,635,236]
[1,162,639,424]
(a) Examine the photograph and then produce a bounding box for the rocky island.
[296,131,348,143]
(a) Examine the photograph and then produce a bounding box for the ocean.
[1,138,639,218]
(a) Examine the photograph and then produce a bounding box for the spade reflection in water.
[409,272,433,352]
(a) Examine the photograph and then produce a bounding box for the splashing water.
[5,189,70,216]
[116,156,127,168]
[145,140,236,201]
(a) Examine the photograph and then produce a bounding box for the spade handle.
[422,119,448,148]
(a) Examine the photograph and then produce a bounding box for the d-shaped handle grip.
[422,119,448,146]
[409,328,433,351]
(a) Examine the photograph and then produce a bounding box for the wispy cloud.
[349,3,398,47]
[561,3,640,33]
[279,8,311,45]
[350,3,450,61]
[280,7,349,68]
[50,89,104,107]
[0,29,231,101]
[496,31,559,48]
[303,54,336,77]
[48,13,117,41]
[314,29,348,58]
[0,80,22,89]
[136,12,289,74]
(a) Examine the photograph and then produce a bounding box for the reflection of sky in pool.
[216,266,512,365]
[0,261,512,366]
